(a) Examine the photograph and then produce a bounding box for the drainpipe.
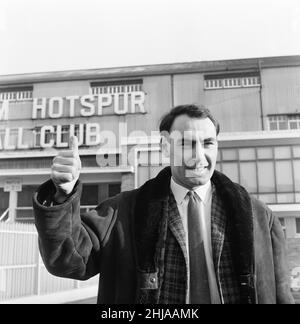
[258,59,265,130]
[170,74,175,107]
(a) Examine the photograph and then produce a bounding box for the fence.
[0,222,98,303]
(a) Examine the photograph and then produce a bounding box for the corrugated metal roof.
[0,55,300,86]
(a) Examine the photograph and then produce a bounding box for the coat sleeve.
[270,212,295,304]
[32,179,118,280]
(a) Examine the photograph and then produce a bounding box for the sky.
[0,0,300,75]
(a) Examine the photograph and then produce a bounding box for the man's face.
[166,115,218,189]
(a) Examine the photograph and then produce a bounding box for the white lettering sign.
[97,93,112,115]
[49,97,64,118]
[1,90,147,150]
[4,179,22,192]
[66,95,79,117]
[80,95,95,117]
[32,97,47,119]
[30,92,146,119]
[40,125,55,148]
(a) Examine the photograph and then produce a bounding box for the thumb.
[69,135,79,153]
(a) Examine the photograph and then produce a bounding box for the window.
[222,162,239,183]
[257,147,273,159]
[0,86,33,101]
[109,183,121,197]
[243,77,260,87]
[16,185,38,222]
[296,218,300,234]
[81,184,99,206]
[222,149,238,161]
[218,145,299,205]
[239,148,256,160]
[268,114,300,131]
[204,73,260,90]
[275,161,293,192]
[240,162,257,193]
[80,183,121,214]
[274,146,291,159]
[90,79,143,95]
[257,161,275,193]
[294,161,300,191]
[289,115,300,130]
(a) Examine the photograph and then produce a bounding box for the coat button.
[150,277,156,283]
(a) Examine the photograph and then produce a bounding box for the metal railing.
[0,209,9,222]
[0,222,98,302]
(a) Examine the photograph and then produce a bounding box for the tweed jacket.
[33,167,294,304]
[157,188,240,304]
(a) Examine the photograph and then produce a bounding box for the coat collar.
[211,171,255,280]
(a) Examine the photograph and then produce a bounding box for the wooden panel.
[6,101,33,121]
[124,76,172,135]
[261,67,300,115]
[33,81,90,98]
[204,88,261,132]
[173,73,204,106]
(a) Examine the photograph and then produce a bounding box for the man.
[33,104,294,304]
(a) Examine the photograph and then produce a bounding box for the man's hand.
[51,135,82,203]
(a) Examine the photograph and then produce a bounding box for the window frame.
[0,86,33,102]
[90,79,143,95]
[204,73,260,90]
[267,114,300,131]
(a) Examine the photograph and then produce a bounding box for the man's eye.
[204,141,214,146]
[180,141,192,147]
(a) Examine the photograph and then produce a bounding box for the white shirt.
[170,177,221,304]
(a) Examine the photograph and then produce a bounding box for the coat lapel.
[211,184,226,279]
[168,192,189,269]
[134,167,171,303]
[134,168,171,273]
[212,170,256,304]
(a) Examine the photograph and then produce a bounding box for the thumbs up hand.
[51,135,82,202]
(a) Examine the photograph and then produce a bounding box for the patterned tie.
[187,190,211,304]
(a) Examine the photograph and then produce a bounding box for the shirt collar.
[170,177,212,205]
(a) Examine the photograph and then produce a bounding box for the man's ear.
[161,135,170,158]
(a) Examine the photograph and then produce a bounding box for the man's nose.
[194,143,207,165]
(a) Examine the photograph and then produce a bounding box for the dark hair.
[159,104,220,135]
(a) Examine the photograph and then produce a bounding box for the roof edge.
[1,55,300,85]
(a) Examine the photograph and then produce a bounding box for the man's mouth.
[185,166,209,177]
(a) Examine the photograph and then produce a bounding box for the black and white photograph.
[0,0,299,306]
